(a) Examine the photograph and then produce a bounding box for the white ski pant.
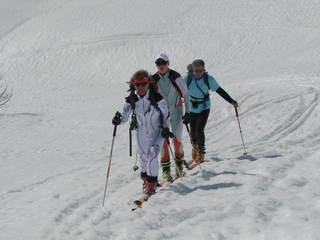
[136,129,164,177]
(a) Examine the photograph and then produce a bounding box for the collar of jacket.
[136,89,150,100]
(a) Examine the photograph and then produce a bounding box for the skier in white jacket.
[152,53,190,180]
[112,70,172,197]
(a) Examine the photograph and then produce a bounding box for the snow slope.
[1,0,320,239]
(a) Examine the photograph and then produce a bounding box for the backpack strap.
[168,70,183,96]
[187,72,210,90]
[148,89,165,128]
[148,89,163,107]
[151,73,160,83]
[203,72,209,90]
[125,87,138,109]
[153,70,183,96]
[187,73,193,88]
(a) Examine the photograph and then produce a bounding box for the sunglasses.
[134,82,148,87]
[155,61,168,66]
[194,69,204,73]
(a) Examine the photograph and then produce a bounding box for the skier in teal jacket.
[184,59,238,163]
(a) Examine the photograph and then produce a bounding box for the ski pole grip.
[235,108,239,118]
[112,111,121,136]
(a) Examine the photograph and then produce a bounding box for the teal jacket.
[184,73,220,113]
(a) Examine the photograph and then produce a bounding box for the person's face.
[193,65,204,78]
[134,81,149,97]
[155,59,169,74]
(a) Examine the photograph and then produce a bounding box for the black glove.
[112,111,122,125]
[182,113,191,125]
[231,100,238,108]
[161,127,174,139]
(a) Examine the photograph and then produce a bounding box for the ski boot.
[142,178,148,195]
[175,156,185,177]
[144,181,157,198]
[196,151,205,163]
[161,160,173,181]
[162,169,173,181]
[141,172,148,194]
[191,144,198,160]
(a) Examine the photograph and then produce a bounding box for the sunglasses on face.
[155,61,168,66]
[134,82,148,87]
[194,69,204,73]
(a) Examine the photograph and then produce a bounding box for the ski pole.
[129,128,132,156]
[184,123,201,169]
[102,113,120,207]
[235,108,248,155]
[166,138,183,179]
[129,114,137,157]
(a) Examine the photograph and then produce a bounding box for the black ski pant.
[190,109,210,152]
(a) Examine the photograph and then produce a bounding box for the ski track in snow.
[37,78,320,240]
[1,0,320,240]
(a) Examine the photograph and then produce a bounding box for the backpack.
[152,69,183,96]
[187,71,210,90]
[187,70,210,105]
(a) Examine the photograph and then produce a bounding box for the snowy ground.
[1,0,320,239]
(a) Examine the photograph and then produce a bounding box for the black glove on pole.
[112,111,121,125]
[161,127,174,139]
[102,111,120,207]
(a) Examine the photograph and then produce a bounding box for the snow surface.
[1,0,320,239]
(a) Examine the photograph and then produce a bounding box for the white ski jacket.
[120,89,170,134]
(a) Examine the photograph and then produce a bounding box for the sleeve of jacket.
[216,87,234,103]
[120,102,132,124]
[175,76,190,113]
[157,99,170,128]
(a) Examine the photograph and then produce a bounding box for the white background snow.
[1,0,320,239]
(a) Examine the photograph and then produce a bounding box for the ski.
[131,176,180,211]
[186,162,200,169]
[132,196,149,211]
[185,159,209,170]
[185,159,196,165]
